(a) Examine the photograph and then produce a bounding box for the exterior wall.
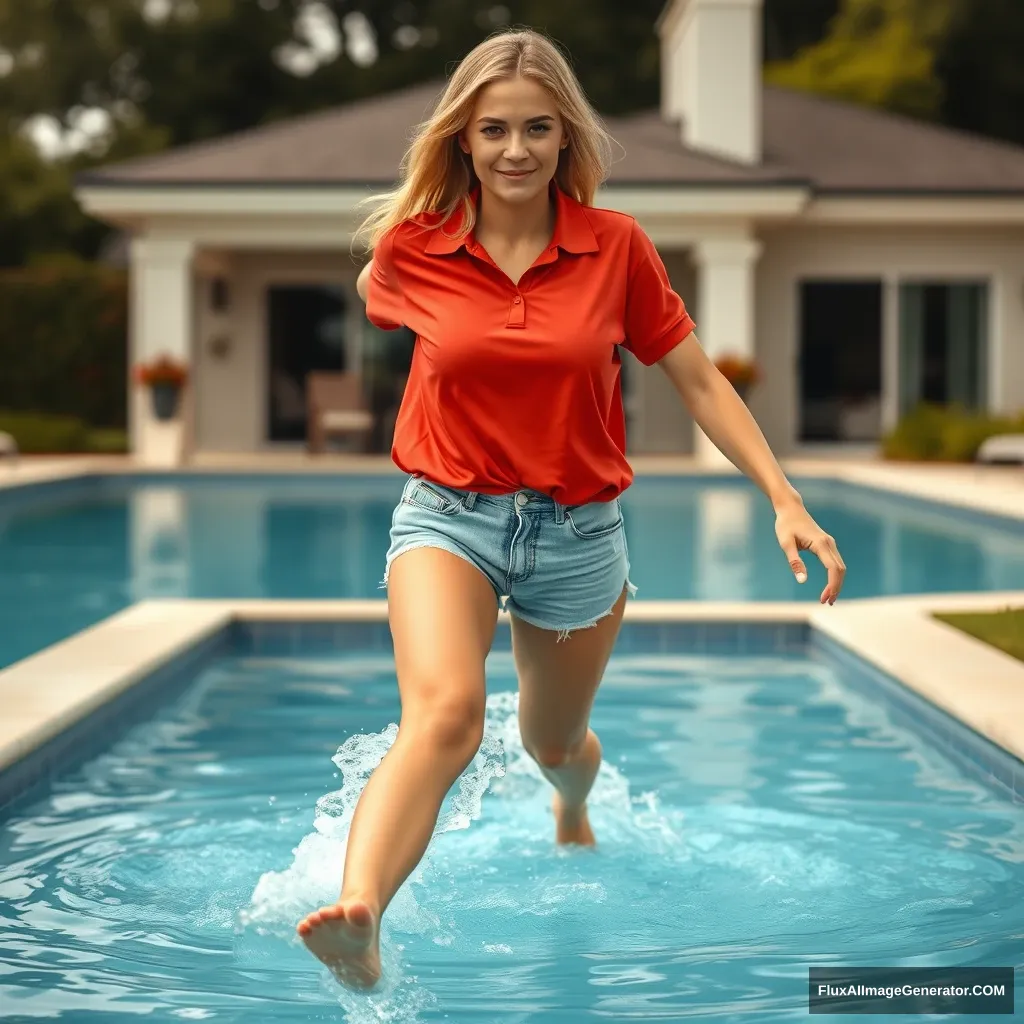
[754,224,1024,455]
[191,246,698,455]
[186,227,1024,457]
[628,250,698,454]
[193,250,362,451]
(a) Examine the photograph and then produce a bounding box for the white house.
[75,0,1024,466]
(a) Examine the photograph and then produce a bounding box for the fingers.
[811,534,846,604]
[780,540,808,584]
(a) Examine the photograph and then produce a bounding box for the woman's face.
[460,76,567,207]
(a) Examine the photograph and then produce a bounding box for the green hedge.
[0,260,128,429]
[0,411,128,454]
[882,403,1024,461]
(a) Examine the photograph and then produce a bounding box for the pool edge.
[2,593,1022,807]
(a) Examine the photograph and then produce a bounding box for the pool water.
[1,473,1023,671]
[1,644,1021,1022]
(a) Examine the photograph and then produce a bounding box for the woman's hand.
[774,498,846,605]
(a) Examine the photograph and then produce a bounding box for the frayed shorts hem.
[380,539,502,598]
[505,577,638,641]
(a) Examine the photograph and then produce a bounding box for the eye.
[529,123,551,133]
[481,125,503,137]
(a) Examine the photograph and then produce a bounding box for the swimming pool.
[1,621,1021,1022]
[1,471,1023,670]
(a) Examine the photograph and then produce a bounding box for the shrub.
[882,403,1024,461]
[0,260,128,429]
[85,428,129,454]
[0,411,90,453]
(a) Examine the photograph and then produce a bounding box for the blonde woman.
[297,27,846,988]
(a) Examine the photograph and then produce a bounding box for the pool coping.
[1,455,1023,523]
[2,592,1022,784]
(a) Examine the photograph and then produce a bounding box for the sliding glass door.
[898,282,988,415]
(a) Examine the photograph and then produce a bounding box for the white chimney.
[657,0,762,165]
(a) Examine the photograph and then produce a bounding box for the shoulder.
[578,204,651,255]
[375,209,462,261]
[376,215,435,253]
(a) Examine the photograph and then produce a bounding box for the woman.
[297,27,846,988]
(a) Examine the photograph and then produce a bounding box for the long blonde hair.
[353,28,615,252]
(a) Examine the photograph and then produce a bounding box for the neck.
[476,183,555,246]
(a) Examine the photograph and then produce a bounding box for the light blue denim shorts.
[383,475,637,639]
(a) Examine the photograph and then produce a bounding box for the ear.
[458,131,471,155]
[559,131,569,151]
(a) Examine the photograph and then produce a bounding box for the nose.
[503,131,529,160]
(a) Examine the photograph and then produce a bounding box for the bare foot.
[296,899,381,989]
[553,791,596,847]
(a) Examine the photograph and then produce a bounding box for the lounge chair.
[975,433,1024,465]
[306,372,375,453]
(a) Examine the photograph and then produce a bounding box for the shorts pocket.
[565,498,623,539]
[403,479,466,516]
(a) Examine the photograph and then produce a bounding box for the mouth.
[496,169,534,179]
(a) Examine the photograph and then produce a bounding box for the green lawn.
[933,608,1024,663]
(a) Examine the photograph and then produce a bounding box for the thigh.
[387,546,499,739]
[512,585,628,753]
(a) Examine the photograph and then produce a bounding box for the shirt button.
[513,295,522,304]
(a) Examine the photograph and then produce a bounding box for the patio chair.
[306,372,375,453]
[975,433,1024,466]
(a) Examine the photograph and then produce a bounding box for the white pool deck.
[1,454,1022,783]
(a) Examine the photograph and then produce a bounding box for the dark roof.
[762,87,1024,194]
[77,80,1024,195]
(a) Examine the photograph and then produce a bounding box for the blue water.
[1,472,1023,671]
[0,645,1021,1022]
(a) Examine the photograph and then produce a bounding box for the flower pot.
[150,382,181,421]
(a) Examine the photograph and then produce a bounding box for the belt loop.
[464,490,478,511]
[554,499,565,525]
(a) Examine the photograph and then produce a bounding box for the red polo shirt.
[366,185,696,505]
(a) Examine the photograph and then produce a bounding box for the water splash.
[237,685,687,1019]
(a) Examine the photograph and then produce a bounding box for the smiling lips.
[497,169,534,178]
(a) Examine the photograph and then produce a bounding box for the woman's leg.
[297,547,498,986]
[511,586,628,845]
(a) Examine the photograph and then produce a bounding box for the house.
[75,0,1024,466]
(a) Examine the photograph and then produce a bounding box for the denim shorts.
[383,475,637,639]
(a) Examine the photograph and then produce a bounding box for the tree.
[763,0,954,120]
[935,0,1024,147]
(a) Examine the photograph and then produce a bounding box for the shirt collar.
[424,182,599,256]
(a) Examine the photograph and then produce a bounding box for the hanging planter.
[134,355,189,422]
[714,353,761,403]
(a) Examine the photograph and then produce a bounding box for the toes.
[319,904,345,921]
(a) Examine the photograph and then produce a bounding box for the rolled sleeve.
[622,220,695,365]
[365,228,405,330]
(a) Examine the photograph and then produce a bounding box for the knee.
[523,732,587,769]
[530,745,573,769]
[403,690,485,759]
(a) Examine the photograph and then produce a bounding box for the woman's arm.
[356,260,373,303]
[657,332,846,604]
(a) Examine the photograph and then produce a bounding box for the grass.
[933,607,1024,663]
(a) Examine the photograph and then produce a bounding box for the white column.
[130,237,195,466]
[692,236,762,466]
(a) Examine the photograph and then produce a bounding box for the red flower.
[134,354,189,387]
[714,354,761,389]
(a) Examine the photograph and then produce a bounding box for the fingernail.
[796,572,807,583]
